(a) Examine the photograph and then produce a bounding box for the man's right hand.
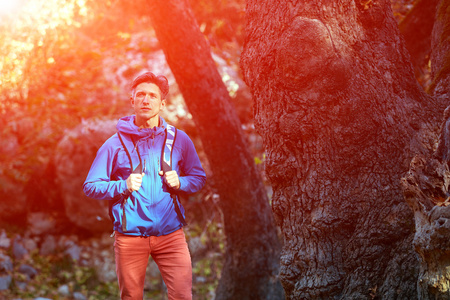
[126,173,145,192]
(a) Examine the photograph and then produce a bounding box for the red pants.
[114,229,192,300]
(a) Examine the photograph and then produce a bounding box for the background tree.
[241,0,447,298]
[398,0,440,88]
[147,0,284,299]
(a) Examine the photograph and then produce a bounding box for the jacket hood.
[116,115,168,138]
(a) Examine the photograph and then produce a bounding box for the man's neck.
[135,116,159,129]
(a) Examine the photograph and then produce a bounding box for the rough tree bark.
[430,0,450,103]
[241,0,445,298]
[147,0,284,299]
[401,0,450,298]
[402,114,450,298]
[399,0,440,81]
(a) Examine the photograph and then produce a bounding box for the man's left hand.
[159,170,180,190]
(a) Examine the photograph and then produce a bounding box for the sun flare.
[0,0,21,14]
[0,0,90,102]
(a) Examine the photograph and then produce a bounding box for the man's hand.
[126,173,145,192]
[159,170,180,190]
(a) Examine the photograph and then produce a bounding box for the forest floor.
[0,220,225,300]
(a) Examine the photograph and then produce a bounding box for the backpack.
[109,124,187,232]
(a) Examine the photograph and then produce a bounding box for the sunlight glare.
[0,0,91,100]
[0,0,21,15]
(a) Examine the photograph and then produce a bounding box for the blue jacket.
[83,116,206,236]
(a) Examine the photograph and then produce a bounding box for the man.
[83,72,206,299]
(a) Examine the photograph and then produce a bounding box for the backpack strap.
[111,132,143,232]
[161,125,188,226]
[161,124,176,172]
[118,132,142,172]
[110,127,187,231]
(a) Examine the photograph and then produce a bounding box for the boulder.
[40,235,56,256]
[0,230,10,249]
[0,252,13,272]
[18,264,38,279]
[12,236,29,260]
[54,118,117,233]
[0,275,11,290]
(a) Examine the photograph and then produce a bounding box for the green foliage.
[189,0,245,52]
[0,226,225,299]
[1,251,114,299]
[190,221,225,299]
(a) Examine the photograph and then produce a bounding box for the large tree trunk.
[147,0,284,299]
[399,0,440,84]
[401,0,450,298]
[241,0,443,298]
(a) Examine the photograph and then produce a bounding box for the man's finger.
[165,170,177,178]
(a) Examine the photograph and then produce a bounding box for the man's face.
[131,82,166,125]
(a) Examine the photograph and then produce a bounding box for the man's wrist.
[176,178,183,190]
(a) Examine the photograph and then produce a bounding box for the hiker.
[83,72,206,300]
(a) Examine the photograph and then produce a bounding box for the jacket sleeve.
[83,136,128,200]
[177,131,206,194]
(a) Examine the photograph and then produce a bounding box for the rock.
[195,276,207,283]
[188,236,206,258]
[0,275,12,290]
[147,260,161,278]
[73,291,87,300]
[143,260,163,291]
[58,235,78,249]
[99,233,112,247]
[16,280,27,290]
[65,244,81,261]
[0,252,13,272]
[80,250,90,260]
[18,264,38,279]
[22,237,38,252]
[0,230,11,249]
[90,240,99,249]
[27,212,56,236]
[93,250,116,283]
[12,237,28,260]
[40,235,56,256]
[54,119,117,233]
[58,284,70,296]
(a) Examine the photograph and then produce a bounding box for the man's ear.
[130,95,135,107]
[160,99,166,110]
